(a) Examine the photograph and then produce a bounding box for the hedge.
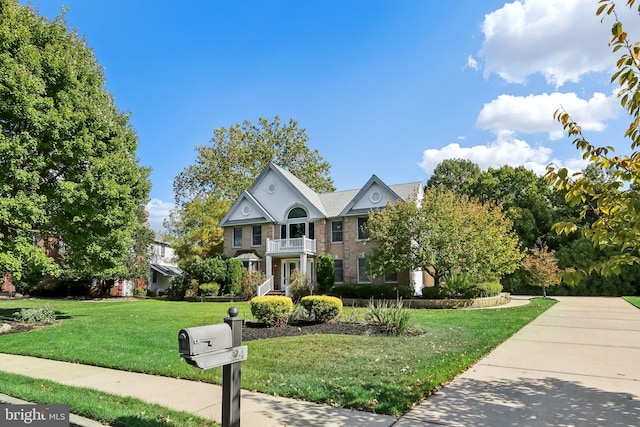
[300,295,342,322]
[328,284,413,300]
[249,296,293,327]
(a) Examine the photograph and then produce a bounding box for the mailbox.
[178,324,232,357]
[178,323,247,370]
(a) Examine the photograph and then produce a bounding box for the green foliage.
[249,296,293,327]
[240,269,266,300]
[475,281,503,298]
[173,116,334,205]
[547,0,640,277]
[426,158,481,193]
[164,196,229,268]
[0,1,151,284]
[225,258,243,296]
[367,189,523,287]
[365,299,417,335]
[199,283,220,296]
[300,295,343,322]
[133,287,147,297]
[329,284,413,299]
[13,304,56,323]
[441,272,476,298]
[316,254,335,294]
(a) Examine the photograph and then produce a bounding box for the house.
[148,232,182,295]
[219,162,430,296]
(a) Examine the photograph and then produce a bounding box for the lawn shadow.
[395,375,640,426]
[0,307,73,320]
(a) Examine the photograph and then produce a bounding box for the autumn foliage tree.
[522,242,562,298]
[547,0,640,277]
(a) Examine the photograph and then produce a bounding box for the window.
[357,258,371,283]
[384,271,398,283]
[288,207,307,219]
[152,271,158,284]
[233,227,242,248]
[252,225,262,246]
[331,221,343,243]
[160,244,166,257]
[357,217,369,240]
[334,259,344,283]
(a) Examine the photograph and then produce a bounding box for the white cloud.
[476,91,620,139]
[479,0,613,87]
[419,131,586,176]
[145,199,175,232]
[466,55,479,71]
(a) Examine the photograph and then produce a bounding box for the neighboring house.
[219,162,430,296]
[148,232,182,295]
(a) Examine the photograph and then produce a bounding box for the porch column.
[266,255,273,279]
[299,253,307,276]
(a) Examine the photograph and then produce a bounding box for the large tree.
[163,195,230,269]
[0,1,151,283]
[547,0,640,276]
[366,188,523,287]
[426,158,481,193]
[173,116,335,205]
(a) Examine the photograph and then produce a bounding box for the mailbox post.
[178,307,246,427]
[223,307,242,427]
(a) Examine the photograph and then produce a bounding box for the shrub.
[250,296,293,327]
[441,272,478,298]
[316,255,335,294]
[420,286,446,299]
[133,287,147,297]
[241,269,266,300]
[199,283,220,296]
[13,304,56,324]
[475,281,503,297]
[329,284,413,300]
[288,271,311,301]
[365,299,416,335]
[146,289,157,297]
[300,295,342,322]
[225,258,243,296]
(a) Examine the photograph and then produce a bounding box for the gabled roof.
[264,163,328,217]
[219,190,275,227]
[338,175,400,217]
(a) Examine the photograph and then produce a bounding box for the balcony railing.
[266,237,316,255]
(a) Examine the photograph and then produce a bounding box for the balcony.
[266,237,317,256]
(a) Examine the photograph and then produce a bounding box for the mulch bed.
[242,321,389,341]
[0,321,41,335]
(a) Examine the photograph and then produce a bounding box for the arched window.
[288,207,307,219]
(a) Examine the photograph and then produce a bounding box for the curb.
[0,393,109,427]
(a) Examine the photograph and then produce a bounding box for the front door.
[282,260,299,289]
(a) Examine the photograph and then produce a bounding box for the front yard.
[0,298,554,416]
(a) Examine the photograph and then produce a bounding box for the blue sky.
[25,0,639,231]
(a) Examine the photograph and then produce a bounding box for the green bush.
[13,304,56,324]
[475,281,503,297]
[420,286,446,299]
[316,255,335,294]
[133,287,147,297]
[300,295,342,322]
[365,299,416,335]
[441,272,478,298]
[225,258,243,296]
[329,284,412,299]
[250,296,294,327]
[199,283,220,296]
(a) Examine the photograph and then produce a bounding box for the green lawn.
[0,298,554,416]
[623,296,640,309]
[0,371,216,427]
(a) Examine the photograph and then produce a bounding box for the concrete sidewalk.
[395,296,640,426]
[1,297,639,426]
